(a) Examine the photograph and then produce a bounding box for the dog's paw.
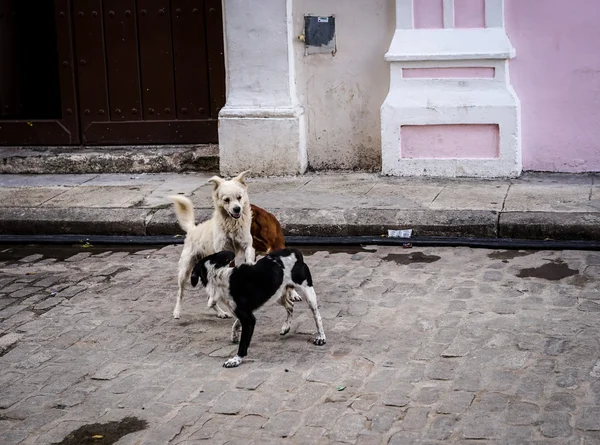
[173,309,181,319]
[231,334,240,343]
[313,336,326,346]
[288,290,302,302]
[223,355,243,368]
[280,325,290,336]
[217,312,232,319]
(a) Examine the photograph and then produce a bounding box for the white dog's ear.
[234,170,251,185]
[207,176,224,190]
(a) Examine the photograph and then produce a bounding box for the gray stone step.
[0,145,219,174]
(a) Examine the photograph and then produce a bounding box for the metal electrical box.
[303,15,336,55]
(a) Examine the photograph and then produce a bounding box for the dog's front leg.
[296,284,326,346]
[224,312,255,368]
[207,297,231,319]
[208,233,233,319]
[277,292,294,336]
[233,241,255,266]
[244,244,256,264]
[207,289,231,319]
[286,288,302,303]
[240,232,256,265]
[231,318,241,343]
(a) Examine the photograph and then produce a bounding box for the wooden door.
[73,0,225,145]
[0,0,79,145]
[0,0,225,146]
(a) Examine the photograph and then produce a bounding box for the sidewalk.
[0,171,598,240]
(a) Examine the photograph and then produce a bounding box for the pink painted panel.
[506,0,600,171]
[401,124,500,159]
[413,0,444,29]
[454,0,486,28]
[403,67,495,78]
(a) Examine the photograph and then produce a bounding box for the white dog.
[169,171,255,319]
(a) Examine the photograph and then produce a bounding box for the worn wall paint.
[293,0,395,171]
[223,0,293,108]
[506,0,600,172]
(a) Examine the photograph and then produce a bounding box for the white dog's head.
[208,170,251,220]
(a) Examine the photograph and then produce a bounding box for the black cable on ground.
[0,234,599,251]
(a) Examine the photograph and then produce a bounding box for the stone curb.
[147,208,498,238]
[0,208,148,236]
[0,207,598,241]
[499,212,600,241]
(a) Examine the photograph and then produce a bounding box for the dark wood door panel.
[137,0,176,121]
[0,0,79,145]
[72,0,110,128]
[1,0,224,146]
[0,0,20,118]
[0,121,76,145]
[84,119,217,144]
[205,0,226,119]
[78,0,223,144]
[103,0,142,121]
[55,0,80,143]
[172,0,210,120]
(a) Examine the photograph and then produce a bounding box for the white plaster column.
[381,0,521,178]
[218,0,306,176]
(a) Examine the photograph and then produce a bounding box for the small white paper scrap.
[388,229,413,238]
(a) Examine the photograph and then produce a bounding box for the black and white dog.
[191,248,326,368]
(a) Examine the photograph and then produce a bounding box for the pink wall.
[506,0,600,172]
[414,0,485,29]
[403,67,495,79]
[454,0,485,28]
[414,0,443,28]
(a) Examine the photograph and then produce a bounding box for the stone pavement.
[1,243,600,444]
[0,171,599,240]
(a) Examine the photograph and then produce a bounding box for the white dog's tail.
[169,195,196,233]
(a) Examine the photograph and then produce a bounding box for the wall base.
[381,74,521,178]
[218,107,307,176]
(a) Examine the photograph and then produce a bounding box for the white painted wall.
[219,0,307,176]
[292,0,395,171]
[223,0,293,109]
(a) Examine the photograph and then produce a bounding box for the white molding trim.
[443,0,454,28]
[485,0,504,27]
[219,105,304,119]
[385,28,515,62]
[395,0,413,29]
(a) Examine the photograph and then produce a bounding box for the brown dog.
[188,203,302,320]
[249,204,301,305]
[250,204,285,254]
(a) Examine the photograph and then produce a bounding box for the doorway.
[0,0,225,146]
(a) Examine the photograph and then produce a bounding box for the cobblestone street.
[1,243,600,444]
